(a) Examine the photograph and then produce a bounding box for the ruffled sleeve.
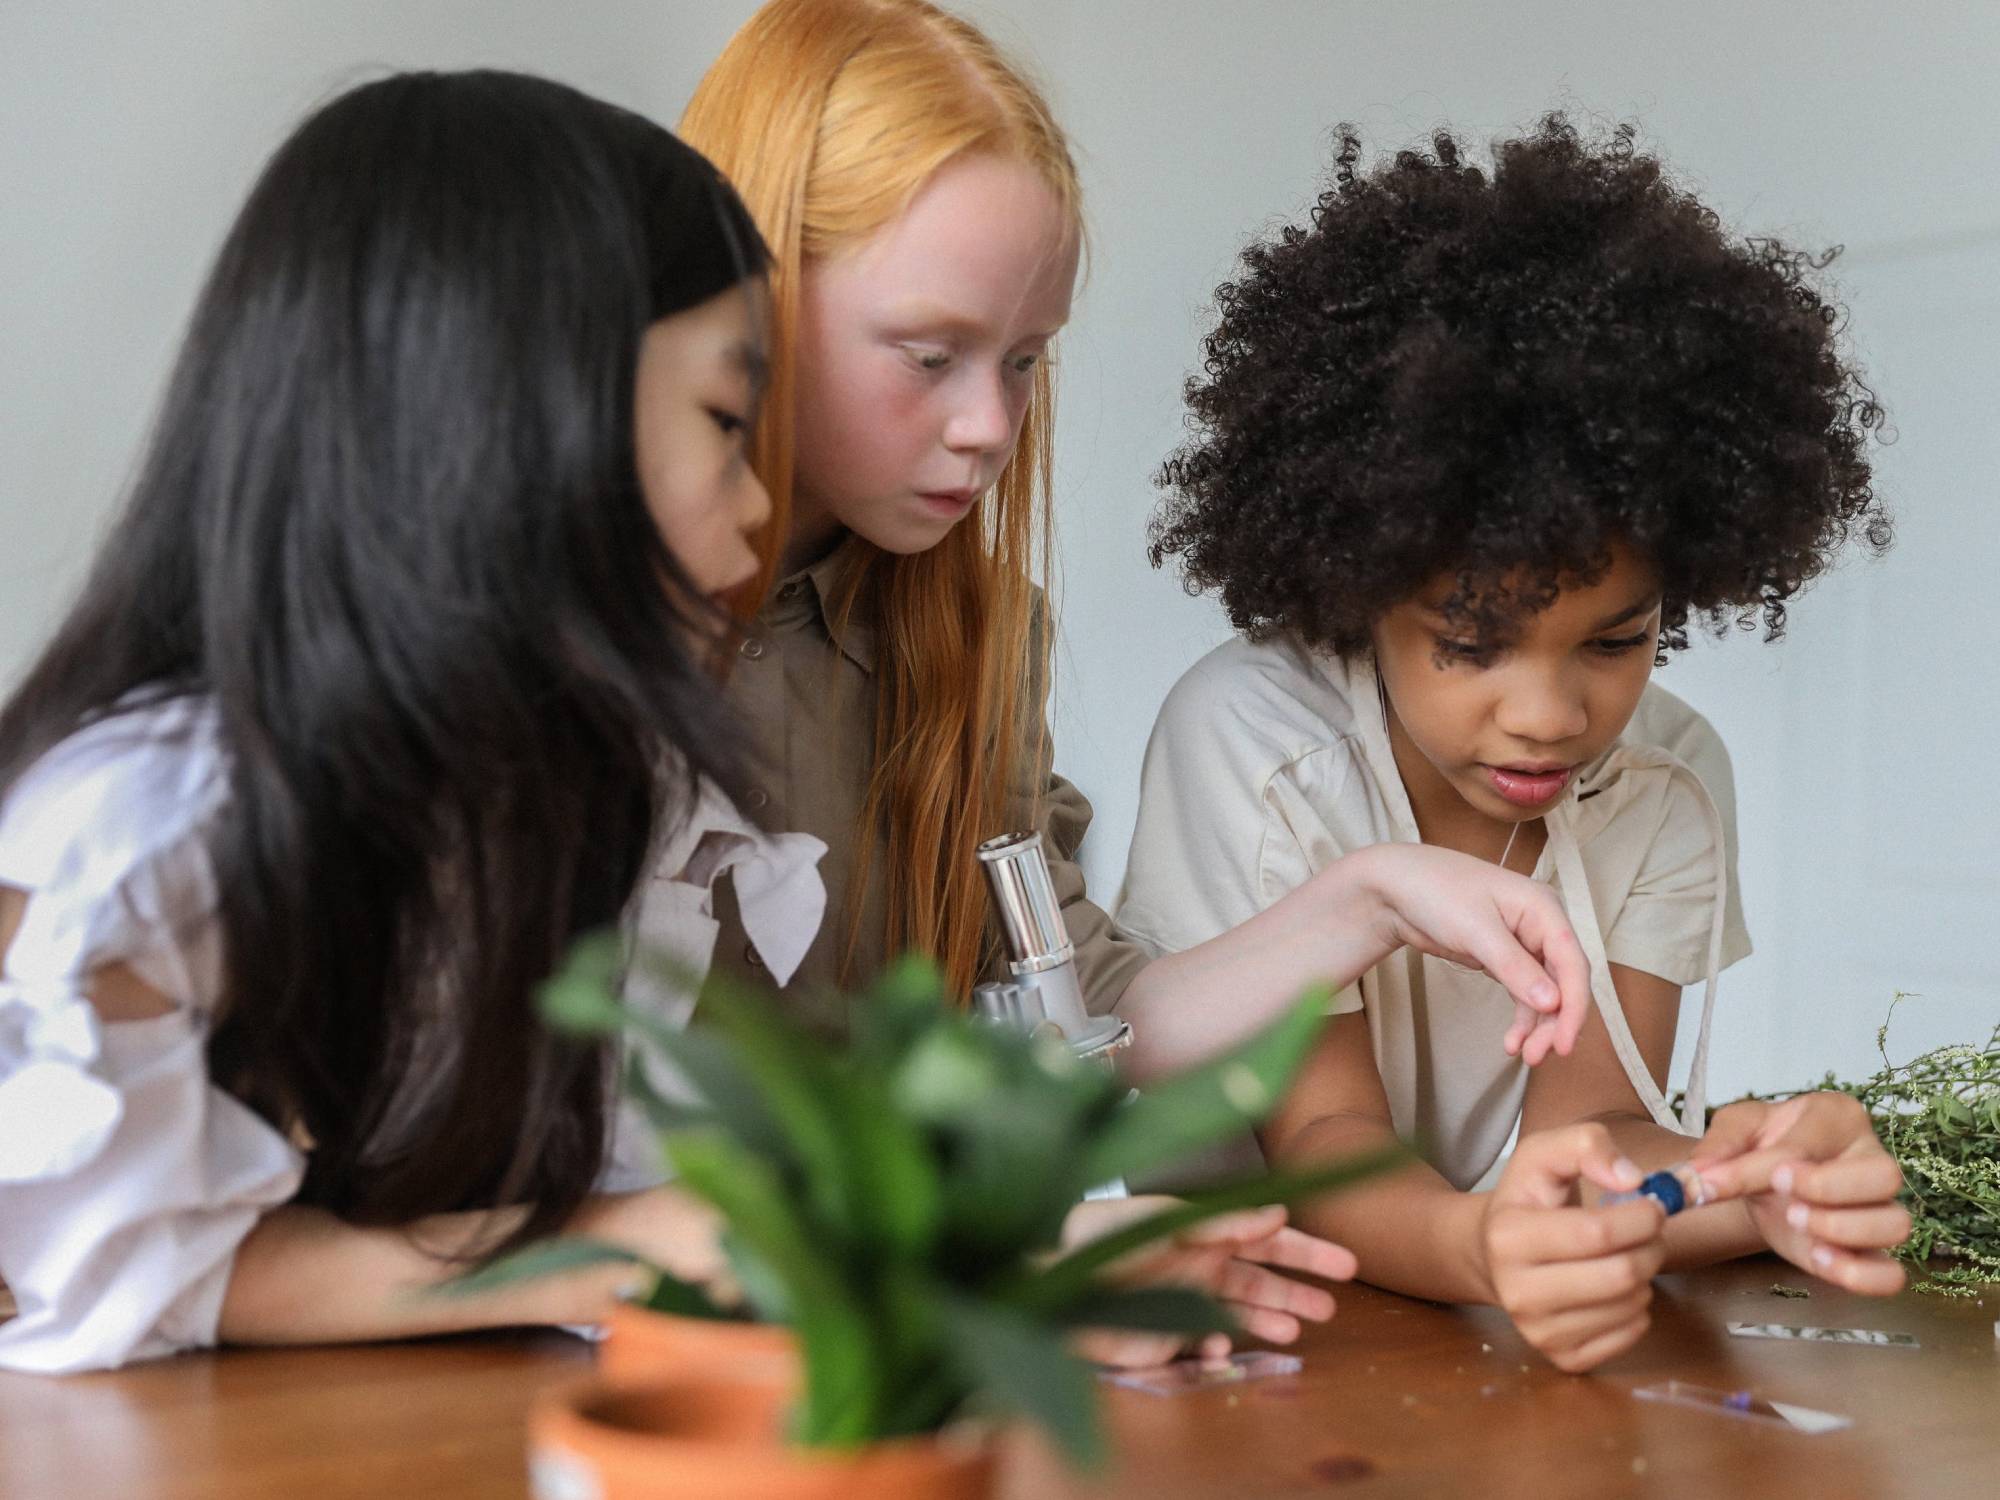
[600,776,826,1193]
[0,700,304,1373]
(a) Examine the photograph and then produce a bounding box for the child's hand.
[579,1186,742,1307]
[1688,1094,1910,1296]
[1354,843,1591,1065]
[1479,1124,1667,1372]
[1058,1197,1356,1369]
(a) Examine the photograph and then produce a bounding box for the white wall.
[4,1,1996,1098]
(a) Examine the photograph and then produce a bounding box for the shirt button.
[744,942,766,970]
[745,787,770,810]
[739,637,765,661]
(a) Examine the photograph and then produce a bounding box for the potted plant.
[467,938,1398,1498]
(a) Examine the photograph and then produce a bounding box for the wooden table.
[0,1257,1991,1499]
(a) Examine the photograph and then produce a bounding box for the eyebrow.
[1416,591,1662,635]
[1589,594,1663,633]
[881,302,1063,343]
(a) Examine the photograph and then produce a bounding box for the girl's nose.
[1495,670,1589,745]
[942,369,1014,457]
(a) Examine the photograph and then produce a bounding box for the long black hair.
[0,71,769,1250]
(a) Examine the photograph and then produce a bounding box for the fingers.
[1494,1124,1644,1210]
[1687,1098,1774,1169]
[1514,1285,1653,1347]
[1175,1204,1288,1248]
[1074,1328,1191,1369]
[1696,1093,1872,1193]
[1520,1010,1567,1068]
[1458,901,1587,1064]
[1220,1301,1305,1344]
[1781,1151,1905,1207]
[1703,1139,1903,1207]
[1506,1280,1654,1373]
[1489,1227,1666,1311]
[1782,1200,1912,1251]
[1798,1242,1909,1297]
[1175,1206,1358,1284]
[1212,1259,1338,1324]
[1227,1225,1359,1282]
[1496,1200,1664,1280]
[1502,884,1592,1058]
[1546,1310,1653,1373]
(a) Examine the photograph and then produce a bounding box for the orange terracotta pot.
[529,1374,998,1500]
[599,1303,800,1387]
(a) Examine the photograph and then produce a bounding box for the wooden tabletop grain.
[0,1256,1991,1499]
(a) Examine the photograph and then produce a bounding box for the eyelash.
[901,347,1044,375]
[707,408,747,437]
[1431,631,1654,666]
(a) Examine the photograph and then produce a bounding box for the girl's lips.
[1483,764,1573,807]
[916,490,979,518]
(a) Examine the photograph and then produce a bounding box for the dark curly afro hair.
[1151,113,1890,659]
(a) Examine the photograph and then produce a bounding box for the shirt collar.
[768,539,877,675]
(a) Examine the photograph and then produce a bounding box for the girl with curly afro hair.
[1120,114,1907,1373]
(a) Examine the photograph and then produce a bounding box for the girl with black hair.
[0,70,816,1373]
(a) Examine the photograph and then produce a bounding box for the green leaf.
[1077,986,1331,1191]
[867,953,951,1016]
[893,1026,1005,1121]
[638,1268,742,1321]
[721,1231,795,1325]
[936,1293,1102,1469]
[915,1027,1118,1261]
[619,1050,709,1134]
[635,1027,792,1162]
[667,1129,881,1446]
[1047,1285,1233,1338]
[433,1235,653,1298]
[828,1070,943,1256]
[681,966,865,1237]
[536,931,631,1036]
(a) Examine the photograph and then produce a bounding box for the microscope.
[971,830,1132,1199]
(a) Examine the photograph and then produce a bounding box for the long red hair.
[681,0,1080,995]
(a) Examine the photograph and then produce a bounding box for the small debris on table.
[1308,1455,1378,1484]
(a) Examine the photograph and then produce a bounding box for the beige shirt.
[1117,634,1752,1190]
[716,544,1148,1029]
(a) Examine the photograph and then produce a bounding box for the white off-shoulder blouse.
[0,695,825,1373]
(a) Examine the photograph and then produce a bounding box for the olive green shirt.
[713,544,1147,1030]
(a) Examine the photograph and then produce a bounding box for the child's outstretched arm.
[218,1187,729,1346]
[1117,842,1591,1082]
[10,936,733,1354]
